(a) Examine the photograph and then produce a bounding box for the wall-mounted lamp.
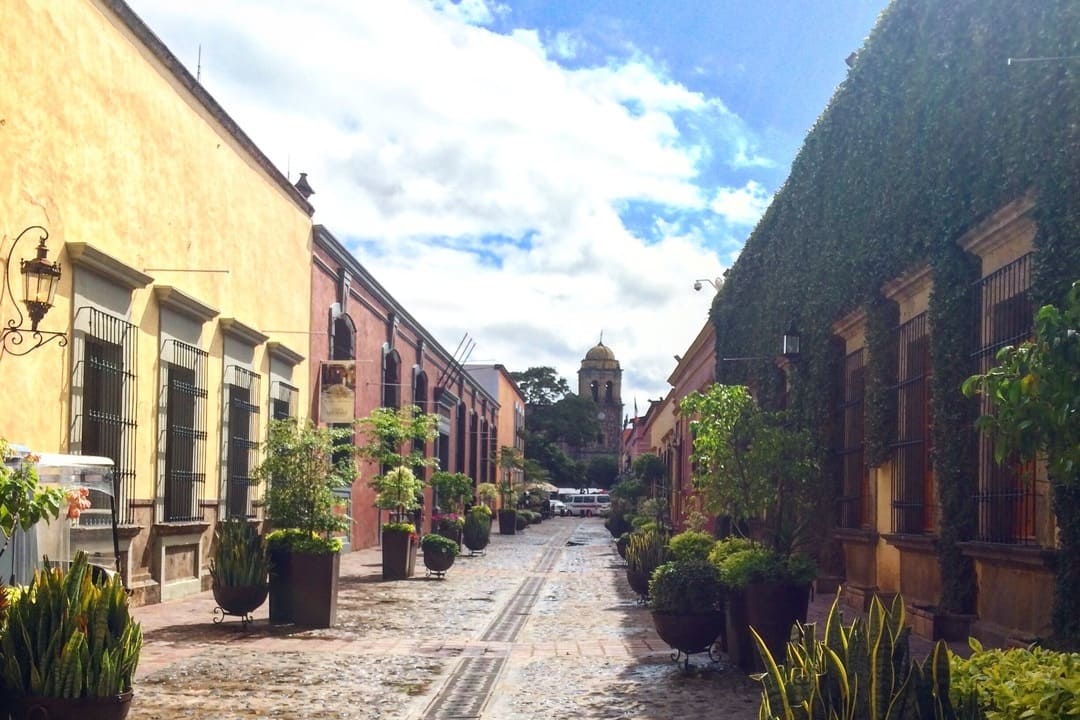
[693,277,723,292]
[1,226,68,356]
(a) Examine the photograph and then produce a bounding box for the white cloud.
[127,0,758,404]
[709,180,772,227]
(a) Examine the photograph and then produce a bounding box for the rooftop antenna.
[196,44,202,82]
[599,330,604,344]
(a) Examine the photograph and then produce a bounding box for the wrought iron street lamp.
[1,225,67,356]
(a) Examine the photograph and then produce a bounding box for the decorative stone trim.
[958,541,1056,571]
[219,317,269,346]
[66,242,154,290]
[881,533,938,554]
[834,527,878,545]
[154,286,219,323]
[957,191,1037,259]
[267,340,304,365]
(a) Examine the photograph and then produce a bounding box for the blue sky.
[128,0,890,410]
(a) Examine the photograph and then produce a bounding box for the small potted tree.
[648,558,727,669]
[420,532,459,578]
[430,470,471,545]
[462,504,492,555]
[680,384,821,669]
[357,406,439,581]
[496,446,523,535]
[624,528,669,602]
[255,419,354,628]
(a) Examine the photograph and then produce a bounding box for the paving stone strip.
[420,521,579,719]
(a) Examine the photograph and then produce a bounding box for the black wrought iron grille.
[479,419,489,485]
[469,412,479,481]
[161,340,208,522]
[225,365,261,519]
[455,403,466,474]
[270,380,297,420]
[70,307,138,525]
[890,312,934,534]
[836,349,868,529]
[972,253,1036,543]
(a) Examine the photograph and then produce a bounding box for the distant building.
[464,364,527,490]
[573,340,624,463]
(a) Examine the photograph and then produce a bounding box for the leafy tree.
[585,455,619,489]
[496,445,525,509]
[533,394,601,449]
[356,406,439,520]
[963,280,1080,648]
[632,452,667,494]
[510,366,570,406]
[430,471,473,514]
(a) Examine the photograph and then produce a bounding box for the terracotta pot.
[616,535,629,560]
[10,690,133,720]
[463,517,491,551]
[267,545,294,623]
[497,510,517,535]
[212,583,268,617]
[290,551,340,628]
[728,582,810,672]
[651,612,726,655]
[626,566,651,600]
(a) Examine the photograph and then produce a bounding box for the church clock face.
[597,411,606,420]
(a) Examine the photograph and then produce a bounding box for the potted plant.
[476,482,498,510]
[0,440,66,562]
[462,505,492,555]
[358,406,440,581]
[420,533,459,578]
[430,470,472,540]
[209,517,269,624]
[496,446,524,535]
[255,418,353,628]
[680,384,822,669]
[1,552,141,720]
[648,558,727,669]
[624,528,669,602]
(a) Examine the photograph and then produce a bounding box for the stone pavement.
[127,519,952,719]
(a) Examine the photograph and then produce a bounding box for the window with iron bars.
[161,341,208,522]
[890,313,935,534]
[973,253,1036,544]
[225,366,260,519]
[70,307,138,526]
[270,380,297,421]
[836,349,869,529]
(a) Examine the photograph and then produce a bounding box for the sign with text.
[319,360,356,424]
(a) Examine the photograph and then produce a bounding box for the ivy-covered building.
[711,0,1077,646]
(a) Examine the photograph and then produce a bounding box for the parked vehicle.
[549,499,569,516]
[567,493,611,517]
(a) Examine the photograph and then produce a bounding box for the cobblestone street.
[130,517,762,719]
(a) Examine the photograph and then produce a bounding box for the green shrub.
[715,545,816,589]
[707,536,755,567]
[420,533,459,556]
[667,530,716,563]
[950,638,1080,720]
[648,559,725,615]
[266,528,343,554]
[625,529,669,577]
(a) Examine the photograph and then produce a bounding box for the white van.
[567,493,611,517]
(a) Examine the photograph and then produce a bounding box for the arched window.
[590,380,599,401]
[332,316,355,361]
[382,349,400,409]
[604,381,613,402]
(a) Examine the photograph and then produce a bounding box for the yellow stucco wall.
[1,0,312,508]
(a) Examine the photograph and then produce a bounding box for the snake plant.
[0,552,141,698]
[209,517,269,588]
[625,528,669,576]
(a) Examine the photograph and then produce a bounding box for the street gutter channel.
[420,521,581,719]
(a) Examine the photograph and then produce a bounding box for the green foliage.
[632,452,667,487]
[420,533,459,556]
[709,0,1079,627]
[373,467,424,513]
[462,509,491,550]
[475,483,498,506]
[0,553,142,699]
[667,530,716,563]
[680,385,822,557]
[0,441,65,556]
[356,406,439,471]
[708,536,756,568]
[265,528,342,554]
[950,638,1080,720]
[255,419,353,540]
[625,528,669,578]
[648,559,726,615]
[209,518,268,588]
[585,455,619,489]
[864,297,900,468]
[754,593,975,720]
[380,522,417,535]
[509,366,570,406]
[963,281,1080,647]
[430,471,473,514]
[496,446,525,507]
[715,545,816,589]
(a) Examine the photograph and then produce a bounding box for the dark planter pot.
[422,547,456,576]
[727,582,811,672]
[212,582,268,617]
[436,526,463,548]
[383,528,417,580]
[10,690,133,720]
[626,566,651,600]
[651,611,726,656]
[463,518,491,552]
[514,513,529,531]
[291,551,340,628]
[498,510,517,535]
[616,534,629,560]
[268,545,294,623]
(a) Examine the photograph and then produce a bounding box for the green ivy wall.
[712,0,1078,615]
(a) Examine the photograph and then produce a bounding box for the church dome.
[585,342,616,362]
